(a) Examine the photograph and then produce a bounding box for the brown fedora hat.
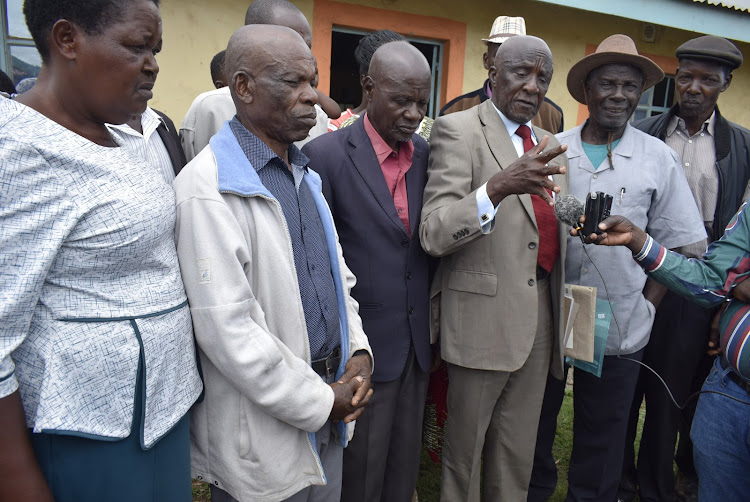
[567,34,664,104]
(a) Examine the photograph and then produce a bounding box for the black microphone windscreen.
[554,194,584,228]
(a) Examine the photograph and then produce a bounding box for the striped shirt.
[635,201,750,380]
[665,112,716,257]
[108,107,175,185]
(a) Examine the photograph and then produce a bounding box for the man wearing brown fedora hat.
[527,34,705,502]
[619,35,750,502]
[439,15,564,135]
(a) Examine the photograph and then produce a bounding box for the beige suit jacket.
[420,99,569,380]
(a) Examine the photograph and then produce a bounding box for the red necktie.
[516,125,559,273]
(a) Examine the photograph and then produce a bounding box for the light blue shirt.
[560,122,706,355]
[476,103,537,233]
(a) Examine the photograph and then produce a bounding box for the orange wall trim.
[311,0,466,107]
[575,44,679,125]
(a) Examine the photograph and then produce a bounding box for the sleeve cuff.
[633,235,668,272]
[476,183,500,234]
[0,357,18,399]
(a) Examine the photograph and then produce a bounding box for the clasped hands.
[486,135,568,207]
[329,353,373,423]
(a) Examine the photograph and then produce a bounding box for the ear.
[213,79,226,89]
[50,20,79,61]
[363,75,375,99]
[483,51,490,71]
[488,66,498,87]
[722,72,732,92]
[233,71,254,104]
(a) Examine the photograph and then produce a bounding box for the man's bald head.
[364,41,432,150]
[494,35,552,69]
[225,24,317,153]
[490,35,553,123]
[368,41,431,84]
[244,0,312,47]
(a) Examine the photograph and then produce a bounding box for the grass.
[192,389,647,501]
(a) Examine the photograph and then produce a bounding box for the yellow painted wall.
[153,0,750,129]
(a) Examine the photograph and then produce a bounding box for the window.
[1,0,41,86]
[328,27,443,119]
[632,75,675,121]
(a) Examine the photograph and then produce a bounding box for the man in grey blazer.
[420,35,569,502]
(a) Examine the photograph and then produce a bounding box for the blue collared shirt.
[229,117,340,360]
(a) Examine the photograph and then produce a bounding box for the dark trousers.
[566,349,644,502]
[620,292,714,502]
[341,346,429,502]
[529,348,644,502]
[528,367,569,502]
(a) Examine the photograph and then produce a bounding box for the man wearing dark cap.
[619,35,750,502]
[439,15,565,135]
[528,34,705,502]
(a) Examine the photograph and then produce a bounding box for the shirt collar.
[107,106,164,140]
[229,116,309,188]
[362,112,415,165]
[485,80,493,99]
[491,101,534,141]
[667,110,715,138]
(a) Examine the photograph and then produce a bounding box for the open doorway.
[328,27,443,119]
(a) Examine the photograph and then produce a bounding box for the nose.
[404,102,422,122]
[611,84,627,101]
[144,52,159,77]
[523,76,540,95]
[300,81,318,106]
[686,77,701,94]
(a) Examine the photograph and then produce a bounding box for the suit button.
[401,239,409,247]
[406,272,412,280]
[528,279,535,286]
[408,307,415,315]
[528,242,537,249]
[453,233,459,240]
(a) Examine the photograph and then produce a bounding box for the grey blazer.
[420,99,569,380]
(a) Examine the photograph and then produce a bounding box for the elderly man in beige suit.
[420,35,569,502]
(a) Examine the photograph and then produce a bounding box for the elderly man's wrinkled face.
[584,64,643,132]
[675,59,730,121]
[250,47,318,145]
[490,38,553,124]
[365,70,431,149]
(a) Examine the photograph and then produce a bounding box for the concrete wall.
[153,0,750,129]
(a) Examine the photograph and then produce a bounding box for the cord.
[580,242,750,407]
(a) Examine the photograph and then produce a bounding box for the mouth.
[603,107,627,114]
[137,82,155,99]
[298,114,317,127]
[681,100,702,107]
[396,123,419,136]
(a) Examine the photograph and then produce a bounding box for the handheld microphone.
[554,195,585,242]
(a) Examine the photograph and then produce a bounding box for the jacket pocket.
[447,270,498,296]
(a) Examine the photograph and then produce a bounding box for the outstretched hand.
[571,215,648,254]
[486,135,568,206]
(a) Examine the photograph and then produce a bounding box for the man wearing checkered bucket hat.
[440,15,564,135]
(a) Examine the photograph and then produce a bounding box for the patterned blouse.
[0,99,202,448]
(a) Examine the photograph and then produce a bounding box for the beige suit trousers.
[440,277,553,502]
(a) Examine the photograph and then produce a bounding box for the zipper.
[219,189,326,479]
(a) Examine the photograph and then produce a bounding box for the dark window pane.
[10,45,41,84]
[7,0,31,39]
[652,80,667,108]
[633,109,647,122]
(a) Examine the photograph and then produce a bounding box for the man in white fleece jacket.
[173,25,373,502]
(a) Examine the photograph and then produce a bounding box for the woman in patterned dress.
[0,1,202,500]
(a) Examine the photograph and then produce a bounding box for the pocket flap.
[447,270,498,296]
